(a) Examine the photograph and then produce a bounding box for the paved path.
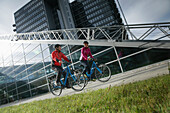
[0,60,169,108]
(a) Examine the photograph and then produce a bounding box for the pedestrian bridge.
[0,22,170,48]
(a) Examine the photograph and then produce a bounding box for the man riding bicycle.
[51,44,71,88]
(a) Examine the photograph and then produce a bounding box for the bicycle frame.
[59,65,77,86]
[85,61,102,78]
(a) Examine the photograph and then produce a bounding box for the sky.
[0,0,169,35]
[0,0,29,35]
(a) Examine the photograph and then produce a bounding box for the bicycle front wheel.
[49,81,62,96]
[70,70,85,91]
[95,64,111,82]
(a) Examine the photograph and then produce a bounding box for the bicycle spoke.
[70,70,85,91]
[95,64,111,82]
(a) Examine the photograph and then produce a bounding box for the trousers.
[80,60,90,74]
[51,65,69,86]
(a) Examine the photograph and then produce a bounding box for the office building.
[14,0,75,33]
[70,0,123,28]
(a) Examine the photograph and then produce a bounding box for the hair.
[83,41,89,44]
[54,44,61,49]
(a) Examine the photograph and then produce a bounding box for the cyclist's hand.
[59,61,63,64]
[70,61,72,63]
[88,58,91,61]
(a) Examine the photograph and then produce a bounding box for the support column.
[22,43,32,97]
[113,45,124,73]
[39,44,51,92]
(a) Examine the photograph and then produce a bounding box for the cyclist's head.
[54,44,61,51]
[83,41,89,47]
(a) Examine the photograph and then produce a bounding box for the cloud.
[118,0,170,24]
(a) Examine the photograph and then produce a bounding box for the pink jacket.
[80,47,94,61]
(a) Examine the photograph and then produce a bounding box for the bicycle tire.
[49,80,62,96]
[70,70,85,91]
[95,64,111,82]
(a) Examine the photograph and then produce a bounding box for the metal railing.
[0,22,169,43]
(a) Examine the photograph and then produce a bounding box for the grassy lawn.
[0,74,169,113]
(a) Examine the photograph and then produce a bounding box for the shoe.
[91,78,96,82]
[84,74,88,78]
[84,74,91,81]
[54,81,57,86]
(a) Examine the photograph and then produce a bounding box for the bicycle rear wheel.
[70,70,85,91]
[49,80,62,96]
[95,64,111,82]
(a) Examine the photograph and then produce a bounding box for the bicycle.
[48,63,85,96]
[78,59,111,86]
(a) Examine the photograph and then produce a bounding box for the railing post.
[87,28,90,40]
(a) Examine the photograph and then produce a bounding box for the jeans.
[51,65,69,86]
[80,60,90,75]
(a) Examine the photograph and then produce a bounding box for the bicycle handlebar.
[88,58,97,61]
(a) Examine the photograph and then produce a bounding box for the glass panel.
[45,64,54,75]
[18,91,31,99]
[71,50,81,63]
[116,47,144,58]
[120,48,170,72]
[0,98,8,105]
[48,44,55,54]
[146,48,170,64]
[69,45,83,53]
[17,84,29,94]
[12,44,25,66]
[16,79,28,87]
[31,85,48,96]
[95,48,116,64]
[107,62,121,75]
[90,46,110,55]
[7,84,16,93]
[61,46,69,55]
[26,51,42,64]
[28,68,45,82]
[30,76,47,89]
[27,63,44,75]
[14,65,26,77]
[3,67,13,75]
[43,48,51,63]
[8,89,17,103]
[16,71,27,81]
[8,95,17,103]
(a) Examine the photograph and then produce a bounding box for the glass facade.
[14,0,49,33]
[0,41,170,106]
[71,0,123,28]
[70,0,127,40]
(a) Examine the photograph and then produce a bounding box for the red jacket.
[51,50,70,66]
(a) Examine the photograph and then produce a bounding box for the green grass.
[0,74,169,113]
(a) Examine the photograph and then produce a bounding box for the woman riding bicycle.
[80,41,94,78]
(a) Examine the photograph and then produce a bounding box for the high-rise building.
[14,0,48,33]
[70,0,123,28]
[14,0,123,33]
[14,0,75,33]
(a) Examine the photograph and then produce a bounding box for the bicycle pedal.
[91,79,96,82]
[84,74,88,78]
